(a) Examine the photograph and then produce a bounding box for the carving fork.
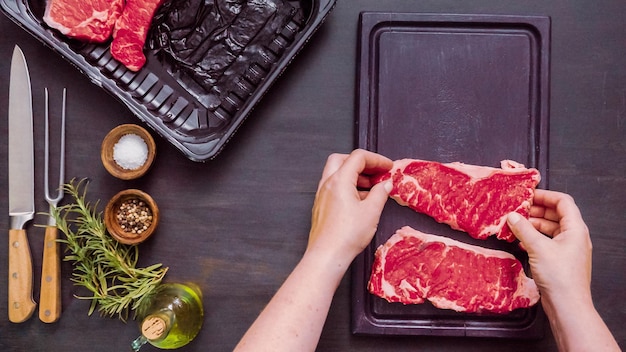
[39,87,65,323]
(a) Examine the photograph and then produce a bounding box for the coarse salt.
[113,133,148,170]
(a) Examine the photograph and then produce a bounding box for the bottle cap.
[142,316,167,340]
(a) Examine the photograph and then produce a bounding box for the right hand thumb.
[507,212,542,251]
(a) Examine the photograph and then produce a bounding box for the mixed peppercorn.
[116,198,153,235]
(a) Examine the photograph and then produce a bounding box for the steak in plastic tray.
[1,0,336,161]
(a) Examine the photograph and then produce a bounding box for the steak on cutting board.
[368,226,540,314]
[374,159,541,242]
[43,0,124,42]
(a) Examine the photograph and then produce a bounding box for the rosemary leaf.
[53,179,169,321]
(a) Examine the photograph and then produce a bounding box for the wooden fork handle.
[39,226,61,323]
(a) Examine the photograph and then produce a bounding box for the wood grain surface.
[0,0,624,351]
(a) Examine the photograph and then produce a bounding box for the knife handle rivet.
[12,302,20,309]
[12,272,19,279]
[45,276,52,283]
[43,310,51,317]
[12,241,20,248]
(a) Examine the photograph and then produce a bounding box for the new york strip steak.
[110,0,164,71]
[374,159,541,242]
[43,0,163,71]
[368,226,540,313]
[44,0,124,42]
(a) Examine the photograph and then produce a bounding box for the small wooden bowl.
[101,124,156,180]
[104,189,159,245]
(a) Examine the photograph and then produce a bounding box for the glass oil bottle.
[131,282,204,350]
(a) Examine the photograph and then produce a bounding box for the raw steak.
[43,0,124,42]
[111,0,165,71]
[374,159,541,242]
[368,226,540,313]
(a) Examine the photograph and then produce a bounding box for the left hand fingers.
[318,150,392,191]
[335,149,393,184]
[317,153,349,191]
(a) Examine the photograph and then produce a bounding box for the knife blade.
[8,45,37,323]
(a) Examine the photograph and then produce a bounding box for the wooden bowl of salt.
[101,124,156,180]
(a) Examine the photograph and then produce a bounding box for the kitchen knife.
[8,45,37,323]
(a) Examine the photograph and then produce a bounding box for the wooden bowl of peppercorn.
[104,189,159,245]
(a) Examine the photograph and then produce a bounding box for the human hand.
[308,149,393,261]
[506,189,592,305]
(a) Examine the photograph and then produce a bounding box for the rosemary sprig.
[52,178,168,321]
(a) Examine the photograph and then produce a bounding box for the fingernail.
[383,181,393,194]
[507,212,522,225]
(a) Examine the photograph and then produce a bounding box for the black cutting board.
[352,12,550,338]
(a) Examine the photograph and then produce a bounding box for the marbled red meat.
[110,0,165,71]
[43,0,124,42]
[368,226,540,313]
[375,159,541,242]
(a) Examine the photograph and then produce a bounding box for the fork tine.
[59,88,66,195]
[44,88,66,203]
[44,88,50,200]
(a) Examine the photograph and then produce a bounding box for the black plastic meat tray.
[1,0,336,161]
[352,12,550,338]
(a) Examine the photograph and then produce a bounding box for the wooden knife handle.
[8,228,36,323]
[39,226,61,323]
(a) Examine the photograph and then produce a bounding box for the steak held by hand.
[374,159,541,242]
[368,226,540,313]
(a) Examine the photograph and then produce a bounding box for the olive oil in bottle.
[131,282,204,351]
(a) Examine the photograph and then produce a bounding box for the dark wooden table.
[1,1,624,351]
